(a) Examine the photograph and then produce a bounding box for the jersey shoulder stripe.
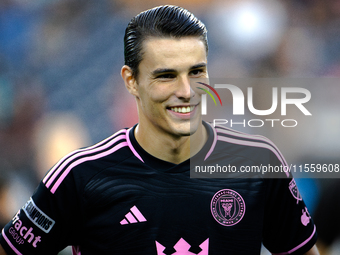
[212,124,289,177]
[42,129,126,185]
[43,128,139,194]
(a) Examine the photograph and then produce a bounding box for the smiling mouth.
[169,105,195,114]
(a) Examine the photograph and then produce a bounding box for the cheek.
[151,92,170,103]
[140,85,173,104]
[138,89,165,116]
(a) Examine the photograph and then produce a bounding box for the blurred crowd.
[0,0,340,254]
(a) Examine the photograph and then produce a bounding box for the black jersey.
[0,122,317,255]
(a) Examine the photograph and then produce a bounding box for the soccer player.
[0,5,319,255]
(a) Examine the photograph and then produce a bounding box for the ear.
[121,65,139,98]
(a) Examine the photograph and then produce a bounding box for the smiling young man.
[0,5,319,255]
[122,36,208,164]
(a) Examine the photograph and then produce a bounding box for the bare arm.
[0,244,7,255]
[304,245,320,255]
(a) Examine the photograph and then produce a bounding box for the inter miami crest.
[210,189,246,226]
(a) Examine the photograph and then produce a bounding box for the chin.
[175,123,200,137]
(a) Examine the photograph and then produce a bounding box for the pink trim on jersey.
[216,126,288,167]
[43,129,126,184]
[45,133,127,189]
[204,123,217,161]
[217,135,289,177]
[1,229,23,255]
[272,225,316,255]
[50,142,128,194]
[126,128,144,163]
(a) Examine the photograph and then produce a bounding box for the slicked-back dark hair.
[124,5,208,79]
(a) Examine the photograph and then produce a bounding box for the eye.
[190,69,204,76]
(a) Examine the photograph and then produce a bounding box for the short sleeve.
[0,173,81,255]
[262,176,317,254]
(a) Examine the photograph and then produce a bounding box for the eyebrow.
[191,62,207,70]
[151,62,207,76]
[151,68,177,76]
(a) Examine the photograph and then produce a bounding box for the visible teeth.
[170,106,195,113]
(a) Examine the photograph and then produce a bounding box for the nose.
[175,76,195,101]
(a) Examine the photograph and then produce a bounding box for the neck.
[134,122,207,164]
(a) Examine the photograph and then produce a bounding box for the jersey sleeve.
[0,169,82,255]
[262,153,317,254]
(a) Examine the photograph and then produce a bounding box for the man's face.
[134,36,208,138]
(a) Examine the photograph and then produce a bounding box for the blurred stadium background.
[0,0,340,254]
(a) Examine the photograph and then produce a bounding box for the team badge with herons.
[210,189,246,226]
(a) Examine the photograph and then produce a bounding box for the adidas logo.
[120,205,147,225]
